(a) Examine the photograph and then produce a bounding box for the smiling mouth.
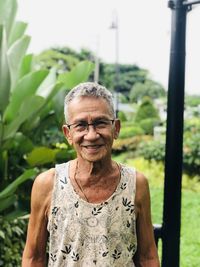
[83,145,103,149]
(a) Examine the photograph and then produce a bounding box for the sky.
[17,0,200,95]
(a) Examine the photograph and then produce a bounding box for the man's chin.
[81,152,107,163]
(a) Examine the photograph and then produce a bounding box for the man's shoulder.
[135,171,150,205]
[32,168,55,195]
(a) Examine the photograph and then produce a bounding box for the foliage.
[137,140,165,162]
[139,118,160,135]
[130,80,166,103]
[184,117,200,138]
[183,134,200,175]
[112,136,149,154]
[138,134,200,175]
[119,125,144,139]
[0,216,28,267]
[135,97,160,122]
[35,47,165,102]
[99,63,148,96]
[185,95,200,107]
[35,47,95,76]
[0,0,94,220]
[34,49,79,74]
[117,111,127,122]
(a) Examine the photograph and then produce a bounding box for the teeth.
[85,145,101,148]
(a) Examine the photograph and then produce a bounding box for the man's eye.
[74,122,87,129]
[95,120,108,128]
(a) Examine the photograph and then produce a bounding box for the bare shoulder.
[135,171,150,206]
[31,168,55,215]
[33,168,55,192]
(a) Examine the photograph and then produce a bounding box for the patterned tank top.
[47,162,137,267]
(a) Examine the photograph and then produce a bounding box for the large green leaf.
[52,89,68,125]
[3,70,48,122]
[36,67,57,97]
[0,194,16,212]
[23,82,64,133]
[0,168,37,200]
[58,60,94,89]
[7,34,30,90]
[0,0,17,36]
[8,21,27,47]
[3,95,45,140]
[0,25,11,112]
[19,54,33,78]
[26,147,59,166]
[3,209,28,220]
[2,132,34,154]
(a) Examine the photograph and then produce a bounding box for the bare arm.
[22,169,55,267]
[134,172,160,267]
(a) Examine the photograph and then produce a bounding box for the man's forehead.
[68,95,109,109]
[67,96,112,120]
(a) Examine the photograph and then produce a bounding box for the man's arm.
[134,172,160,267]
[22,169,55,267]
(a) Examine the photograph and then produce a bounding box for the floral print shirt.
[47,162,137,267]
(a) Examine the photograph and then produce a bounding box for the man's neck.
[75,157,114,186]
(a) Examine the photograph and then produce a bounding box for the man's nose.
[84,125,99,140]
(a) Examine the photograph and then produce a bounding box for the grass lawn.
[113,153,200,267]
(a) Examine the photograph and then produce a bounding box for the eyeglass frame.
[66,119,115,133]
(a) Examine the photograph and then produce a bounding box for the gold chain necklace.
[73,160,121,203]
[73,160,89,202]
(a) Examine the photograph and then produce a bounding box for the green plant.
[119,125,144,139]
[118,111,127,122]
[0,0,94,218]
[183,134,200,175]
[135,97,160,122]
[130,80,166,103]
[138,140,165,162]
[137,134,200,176]
[139,118,160,135]
[0,216,28,267]
[112,136,147,154]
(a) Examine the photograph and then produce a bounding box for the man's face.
[63,96,120,163]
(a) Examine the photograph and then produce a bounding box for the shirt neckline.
[65,161,123,206]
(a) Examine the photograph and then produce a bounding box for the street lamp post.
[110,12,120,117]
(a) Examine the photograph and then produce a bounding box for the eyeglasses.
[67,119,115,133]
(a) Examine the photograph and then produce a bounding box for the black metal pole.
[162,1,187,266]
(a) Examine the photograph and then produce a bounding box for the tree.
[35,46,95,75]
[99,63,148,97]
[135,97,160,122]
[130,80,166,103]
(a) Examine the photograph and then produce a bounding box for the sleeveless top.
[47,162,137,267]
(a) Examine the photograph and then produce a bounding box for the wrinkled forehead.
[67,96,113,120]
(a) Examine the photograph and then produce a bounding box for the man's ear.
[62,125,73,145]
[114,119,121,139]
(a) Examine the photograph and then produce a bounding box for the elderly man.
[22,82,160,267]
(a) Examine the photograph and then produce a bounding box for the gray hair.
[64,82,115,122]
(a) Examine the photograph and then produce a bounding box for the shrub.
[135,97,160,122]
[118,111,127,122]
[139,118,160,135]
[138,134,200,176]
[112,135,152,154]
[119,125,144,139]
[0,217,28,267]
[183,134,200,175]
[138,140,165,162]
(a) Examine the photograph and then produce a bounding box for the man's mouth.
[83,144,103,149]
